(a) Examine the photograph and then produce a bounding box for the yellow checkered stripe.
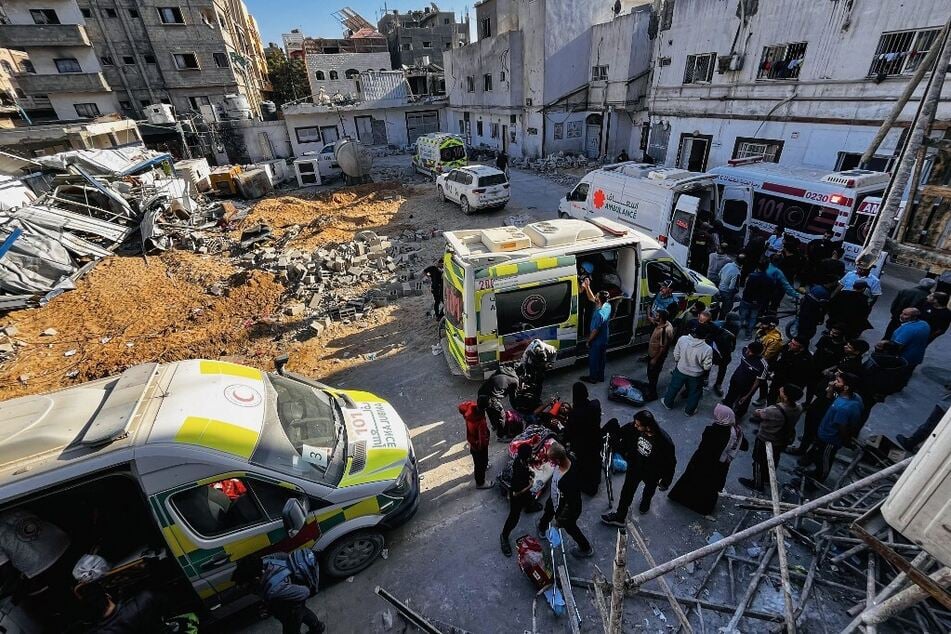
[477,255,575,280]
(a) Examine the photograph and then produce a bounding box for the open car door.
[666,195,699,268]
[718,185,753,246]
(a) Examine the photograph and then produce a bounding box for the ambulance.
[441,217,717,379]
[0,359,418,623]
[559,162,720,269]
[413,132,467,177]
[709,159,892,271]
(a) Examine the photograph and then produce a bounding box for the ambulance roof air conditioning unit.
[524,220,602,248]
[480,227,531,253]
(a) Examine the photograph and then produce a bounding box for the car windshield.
[440,144,465,161]
[251,374,347,485]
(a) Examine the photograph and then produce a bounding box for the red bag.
[516,535,553,591]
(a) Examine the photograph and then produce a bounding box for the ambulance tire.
[438,185,447,201]
[460,196,472,215]
[559,211,569,219]
[320,530,385,577]
[496,202,507,210]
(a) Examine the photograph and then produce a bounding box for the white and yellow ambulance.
[441,218,717,379]
[413,132,467,177]
[0,359,418,622]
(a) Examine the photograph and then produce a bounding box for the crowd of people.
[458,226,950,560]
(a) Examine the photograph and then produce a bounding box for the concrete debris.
[40,328,58,336]
[63,349,77,357]
[509,152,605,186]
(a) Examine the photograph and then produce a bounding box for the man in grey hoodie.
[662,323,714,416]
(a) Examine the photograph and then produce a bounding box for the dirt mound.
[0,251,285,399]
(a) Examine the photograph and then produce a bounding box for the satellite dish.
[335,138,373,179]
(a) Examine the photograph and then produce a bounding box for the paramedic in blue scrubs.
[581,278,612,384]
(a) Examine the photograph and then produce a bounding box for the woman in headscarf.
[563,381,603,496]
[668,403,746,517]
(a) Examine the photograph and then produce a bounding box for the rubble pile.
[509,152,603,185]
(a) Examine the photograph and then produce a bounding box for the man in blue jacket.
[794,372,863,486]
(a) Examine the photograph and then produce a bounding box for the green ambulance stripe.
[476,255,575,280]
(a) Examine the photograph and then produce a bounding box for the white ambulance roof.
[711,162,890,189]
[592,162,713,189]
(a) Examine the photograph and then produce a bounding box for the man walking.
[581,279,612,383]
[423,260,444,319]
[795,372,863,485]
[662,323,713,416]
[884,278,936,339]
[722,341,769,420]
[537,442,594,558]
[601,410,676,524]
[458,401,493,489]
[740,384,803,492]
[500,444,534,556]
[645,309,674,401]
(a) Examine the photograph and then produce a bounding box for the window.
[843,192,885,247]
[139,99,150,108]
[567,121,583,138]
[479,173,508,187]
[345,68,359,79]
[100,56,114,66]
[751,191,836,236]
[466,76,474,92]
[188,96,210,109]
[213,52,229,68]
[868,27,942,78]
[157,7,185,24]
[483,73,493,91]
[445,42,452,50]
[646,260,692,295]
[80,8,92,18]
[835,152,895,173]
[173,53,199,70]
[444,18,450,24]
[128,8,139,18]
[104,8,117,18]
[315,70,325,80]
[0,61,11,74]
[30,9,60,24]
[476,120,483,136]
[732,137,784,163]
[329,70,338,80]
[122,55,135,65]
[19,60,34,75]
[295,126,320,143]
[74,102,101,118]
[401,42,412,51]
[757,42,807,80]
[480,17,491,39]
[567,182,589,202]
[422,41,432,49]
[144,54,156,64]
[553,123,564,140]
[669,209,695,245]
[683,53,716,84]
[119,100,132,110]
[55,58,82,73]
[500,70,506,82]
[170,476,296,538]
[591,65,609,81]
[496,282,573,336]
[490,122,499,138]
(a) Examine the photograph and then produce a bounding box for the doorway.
[354,116,373,143]
[320,125,340,144]
[585,113,603,159]
[676,133,712,172]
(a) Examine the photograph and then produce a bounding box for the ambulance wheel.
[321,530,385,577]
[438,185,446,201]
[496,202,508,210]
[460,196,472,215]
[559,211,569,219]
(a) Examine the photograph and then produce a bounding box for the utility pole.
[858,21,951,267]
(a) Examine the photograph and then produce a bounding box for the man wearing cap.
[884,278,936,340]
[741,384,803,492]
[722,342,769,419]
[662,322,713,416]
[767,337,814,403]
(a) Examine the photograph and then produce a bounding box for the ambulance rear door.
[666,195,699,268]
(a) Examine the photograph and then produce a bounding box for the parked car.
[436,165,510,215]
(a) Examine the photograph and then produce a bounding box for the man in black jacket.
[768,337,814,402]
[600,410,676,526]
[500,444,534,557]
[536,442,593,558]
[78,584,169,634]
[477,365,520,440]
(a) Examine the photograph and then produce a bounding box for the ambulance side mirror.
[282,498,308,538]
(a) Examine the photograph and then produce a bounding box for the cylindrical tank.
[334,138,373,178]
[261,100,277,121]
[222,94,252,120]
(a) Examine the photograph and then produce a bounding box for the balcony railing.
[0,23,91,48]
[17,71,109,94]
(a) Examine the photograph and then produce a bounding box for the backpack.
[263,549,320,597]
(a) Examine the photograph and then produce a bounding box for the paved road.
[221,169,942,633]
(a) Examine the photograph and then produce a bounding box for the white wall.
[305,52,393,98]
[4,0,86,25]
[284,106,447,157]
[49,91,119,121]
[25,46,102,74]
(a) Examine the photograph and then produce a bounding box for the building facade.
[377,6,470,68]
[645,0,951,172]
[0,0,270,122]
[444,0,651,160]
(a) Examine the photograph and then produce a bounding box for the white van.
[709,159,892,271]
[559,163,719,269]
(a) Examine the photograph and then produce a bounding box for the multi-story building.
[645,0,951,172]
[0,47,50,119]
[303,30,391,101]
[444,0,650,159]
[377,5,470,68]
[0,0,270,122]
[282,28,305,60]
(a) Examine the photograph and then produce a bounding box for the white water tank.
[222,94,252,120]
[334,138,372,178]
[144,103,175,124]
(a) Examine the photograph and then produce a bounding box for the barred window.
[683,53,716,84]
[868,27,941,78]
[757,42,807,80]
[591,65,608,81]
[733,137,784,163]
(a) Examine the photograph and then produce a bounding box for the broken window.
[683,53,716,84]
[422,41,432,48]
[173,53,199,70]
[483,73,493,91]
[188,96,211,110]
[733,137,784,163]
[295,126,320,144]
[466,76,474,92]
[20,60,35,74]
[73,102,101,118]
[480,17,491,39]
[868,27,942,78]
[214,52,229,68]
[55,57,82,73]
[591,65,609,81]
[345,68,360,79]
[157,7,185,24]
[30,9,60,24]
[757,42,807,80]
[122,56,135,65]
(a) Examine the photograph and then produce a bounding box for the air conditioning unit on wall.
[718,53,744,73]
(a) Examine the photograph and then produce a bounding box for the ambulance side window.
[568,182,589,202]
[171,477,297,538]
[495,281,572,335]
[645,260,692,295]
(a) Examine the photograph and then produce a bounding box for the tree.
[264,45,310,107]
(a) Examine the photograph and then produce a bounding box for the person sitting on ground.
[918,291,951,344]
[741,384,803,492]
[662,322,713,416]
[794,372,863,487]
[884,278,936,340]
[601,410,676,524]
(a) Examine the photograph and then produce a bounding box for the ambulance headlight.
[384,464,416,498]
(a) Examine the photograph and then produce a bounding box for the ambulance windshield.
[253,374,346,485]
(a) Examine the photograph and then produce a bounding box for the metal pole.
[859,18,950,167]
[859,23,951,266]
[627,458,911,588]
[860,567,951,625]
[765,441,797,633]
[608,530,627,634]
[374,586,444,634]
[724,544,777,633]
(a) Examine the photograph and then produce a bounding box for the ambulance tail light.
[830,194,847,206]
[657,234,668,246]
[464,336,479,366]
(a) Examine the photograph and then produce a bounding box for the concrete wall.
[588,6,652,109]
[305,52,393,99]
[48,91,120,120]
[379,10,469,67]
[648,0,951,170]
[4,0,85,25]
[444,30,523,110]
[216,119,292,163]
